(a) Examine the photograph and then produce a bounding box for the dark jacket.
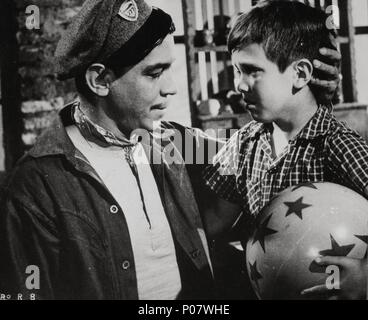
[0,105,216,300]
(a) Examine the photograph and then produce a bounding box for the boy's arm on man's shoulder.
[202,130,243,201]
[199,131,245,238]
[326,131,368,197]
[163,121,225,165]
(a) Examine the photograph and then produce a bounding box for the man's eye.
[148,70,164,79]
[150,73,161,79]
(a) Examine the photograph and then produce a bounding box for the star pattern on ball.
[319,234,356,257]
[249,261,263,290]
[252,214,278,253]
[354,234,368,244]
[284,197,312,220]
[292,182,318,192]
[309,234,356,273]
[355,234,368,258]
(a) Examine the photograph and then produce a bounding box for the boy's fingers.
[301,284,328,296]
[314,255,346,266]
[310,78,337,89]
[320,47,342,61]
[313,60,339,78]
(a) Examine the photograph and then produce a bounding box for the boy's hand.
[301,256,367,300]
[311,47,342,103]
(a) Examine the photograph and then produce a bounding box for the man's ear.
[292,59,314,90]
[85,63,115,97]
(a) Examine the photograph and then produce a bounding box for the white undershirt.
[66,125,182,300]
[270,123,289,159]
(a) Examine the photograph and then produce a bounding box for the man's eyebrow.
[143,63,173,72]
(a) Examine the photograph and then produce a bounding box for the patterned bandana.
[73,101,138,148]
[72,101,175,150]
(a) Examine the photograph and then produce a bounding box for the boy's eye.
[245,68,261,75]
[240,65,263,76]
[233,66,241,77]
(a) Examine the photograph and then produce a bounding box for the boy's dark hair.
[228,0,337,74]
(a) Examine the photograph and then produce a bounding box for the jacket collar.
[28,102,77,159]
[27,102,176,160]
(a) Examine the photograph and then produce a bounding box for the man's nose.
[161,70,177,96]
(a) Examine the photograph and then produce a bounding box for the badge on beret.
[118,0,139,22]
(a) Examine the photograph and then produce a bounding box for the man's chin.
[150,108,167,120]
[138,119,162,132]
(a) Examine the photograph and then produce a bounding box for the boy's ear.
[292,59,313,90]
[85,63,115,97]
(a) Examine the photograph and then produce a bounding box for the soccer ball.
[246,182,368,300]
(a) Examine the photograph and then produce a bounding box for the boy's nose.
[237,79,250,94]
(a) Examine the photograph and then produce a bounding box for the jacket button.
[110,205,119,214]
[122,260,130,270]
[191,249,200,259]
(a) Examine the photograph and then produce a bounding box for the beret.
[104,7,175,74]
[55,0,163,80]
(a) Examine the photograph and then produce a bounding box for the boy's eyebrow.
[143,63,173,72]
[238,62,264,70]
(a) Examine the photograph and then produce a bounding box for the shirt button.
[122,260,130,270]
[110,205,119,214]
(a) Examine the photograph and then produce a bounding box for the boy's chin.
[247,107,275,123]
[249,111,270,123]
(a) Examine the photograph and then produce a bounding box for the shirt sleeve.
[326,131,368,197]
[202,131,242,204]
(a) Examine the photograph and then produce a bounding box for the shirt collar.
[243,104,332,141]
[242,121,272,140]
[295,105,332,141]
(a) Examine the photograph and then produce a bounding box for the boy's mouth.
[244,100,257,109]
[242,94,257,106]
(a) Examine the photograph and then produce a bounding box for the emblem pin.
[118,0,139,22]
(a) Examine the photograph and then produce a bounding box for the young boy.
[203,1,368,299]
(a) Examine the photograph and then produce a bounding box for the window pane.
[352,0,368,26]
[355,35,368,103]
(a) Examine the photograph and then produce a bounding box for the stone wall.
[15,0,84,149]
[1,1,85,169]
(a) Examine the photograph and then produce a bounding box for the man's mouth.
[150,103,167,111]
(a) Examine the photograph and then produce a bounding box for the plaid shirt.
[203,106,368,218]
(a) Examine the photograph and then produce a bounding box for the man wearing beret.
[0,0,341,299]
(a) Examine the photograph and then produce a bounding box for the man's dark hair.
[75,7,176,103]
[228,0,337,73]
